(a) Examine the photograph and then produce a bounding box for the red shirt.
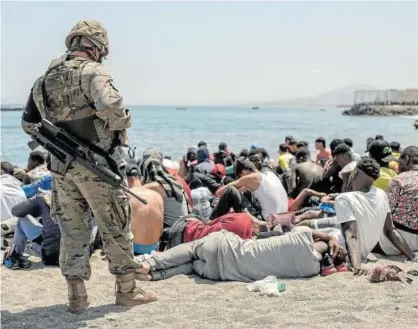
[183,212,253,242]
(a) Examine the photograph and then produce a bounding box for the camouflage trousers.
[51,162,140,280]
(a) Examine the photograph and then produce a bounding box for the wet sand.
[1,252,417,329]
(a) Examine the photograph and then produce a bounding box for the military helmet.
[65,20,109,57]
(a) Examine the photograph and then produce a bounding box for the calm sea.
[1,106,417,166]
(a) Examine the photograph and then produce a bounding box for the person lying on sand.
[135,229,346,283]
[166,211,266,249]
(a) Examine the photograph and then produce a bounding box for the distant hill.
[249,84,380,107]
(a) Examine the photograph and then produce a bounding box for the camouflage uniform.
[22,21,139,280]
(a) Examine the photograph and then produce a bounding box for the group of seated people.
[2,135,417,284]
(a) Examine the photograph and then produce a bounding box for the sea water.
[1,106,416,166]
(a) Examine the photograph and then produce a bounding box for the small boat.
[414,120,418,129]
[176,107,187,110]
[252,106,259,110]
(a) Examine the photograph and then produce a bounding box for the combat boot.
[115,272,157,306]
[67,279,90,314]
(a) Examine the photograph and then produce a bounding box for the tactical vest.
[32,54,118,152]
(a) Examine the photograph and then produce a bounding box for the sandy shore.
[1,252,417,329]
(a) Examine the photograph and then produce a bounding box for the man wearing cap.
[21,20,156,313]
[368,140,397,191]
[126,161,164,256]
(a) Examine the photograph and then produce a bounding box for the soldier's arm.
[21,88,42,135]
[88,63,132,132]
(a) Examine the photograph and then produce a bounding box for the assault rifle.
[28,119,147,205]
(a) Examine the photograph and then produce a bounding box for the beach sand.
[1,252,417,329]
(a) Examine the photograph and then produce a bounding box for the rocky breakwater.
[343,104,418,116]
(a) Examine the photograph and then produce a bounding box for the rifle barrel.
[121,186,148,205]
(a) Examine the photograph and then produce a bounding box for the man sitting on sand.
[211,158,288,220]
[135,228,346,283]
[335,158,416,275]
[290,149,323,198]
[378,146,418,256]
[126,161,164,255]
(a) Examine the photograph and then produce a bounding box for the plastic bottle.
[247,276,287,297]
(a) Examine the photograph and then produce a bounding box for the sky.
[1,0,418,105]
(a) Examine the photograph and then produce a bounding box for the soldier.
[21,20,157,313]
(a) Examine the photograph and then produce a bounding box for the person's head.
[333,143,352,168]
[343,138,353,148]
[351,158,380,192]
[197,147,210,163]
[390,141,401,153]
[143,147,163,162]
[27,151,45,170]
[315,137,326,150]
[186,147,197,162]
[126,161,142,188]
[189,177,204,190]
[258,148,270,162]
[366,137,375,152]
[375,134,384,141]
[368,140,396,168]
[239,149,249,157]
[296,141,309,150]
[288,138,297,153]
[65,20,109,63]
[197,141,207,148]
[285,135,295,145]
[248,148,263,170]
[218,142,228,152]
[398,145,418,173]
[234,157,257,178]
[211,164,226,180]
[1,161,14,176]
[295,149,310,164]
[279,143,288,153]
[329,138,345,157]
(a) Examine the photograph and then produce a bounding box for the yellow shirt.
[278,152,293,171]
[373,167,397,191]
[389,152,400,174]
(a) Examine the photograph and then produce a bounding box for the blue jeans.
[13,216,43,255]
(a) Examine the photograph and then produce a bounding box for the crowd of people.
[2,135,417,285]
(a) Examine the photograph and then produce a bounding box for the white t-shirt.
[1,174,26,222]
[335,187,390,260]
[253,171,288,219]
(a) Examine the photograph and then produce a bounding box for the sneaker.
[321,254,337,276]
[3,252,18,269]
[15,253,31,269]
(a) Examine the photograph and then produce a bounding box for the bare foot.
[135,273,152,281]
[135,260,151,274]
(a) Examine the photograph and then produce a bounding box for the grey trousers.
[147,233,224,281]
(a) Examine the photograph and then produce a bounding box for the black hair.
[315,137,326,147]
[333,143,351,156]
[297,141,309,149]
[390,141,401,152]
[356,158,380,180]
[258,148,269,160]
[189,177,204,190]
[400,146,418,165]
[239,149,249,157]
[329,139,345,155]
[375,135,384,140]
[343,138,353,148]
[234,157,257,177]
[248,148,262,157]
[29,151,46,164]
[218,142,227,151]
[295,149,309,160]
[1,161,14,175]
[366,137,375,151]
[198,141,207,148]
[279,143,288,152]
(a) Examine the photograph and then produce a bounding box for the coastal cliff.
[343,104,418,116]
